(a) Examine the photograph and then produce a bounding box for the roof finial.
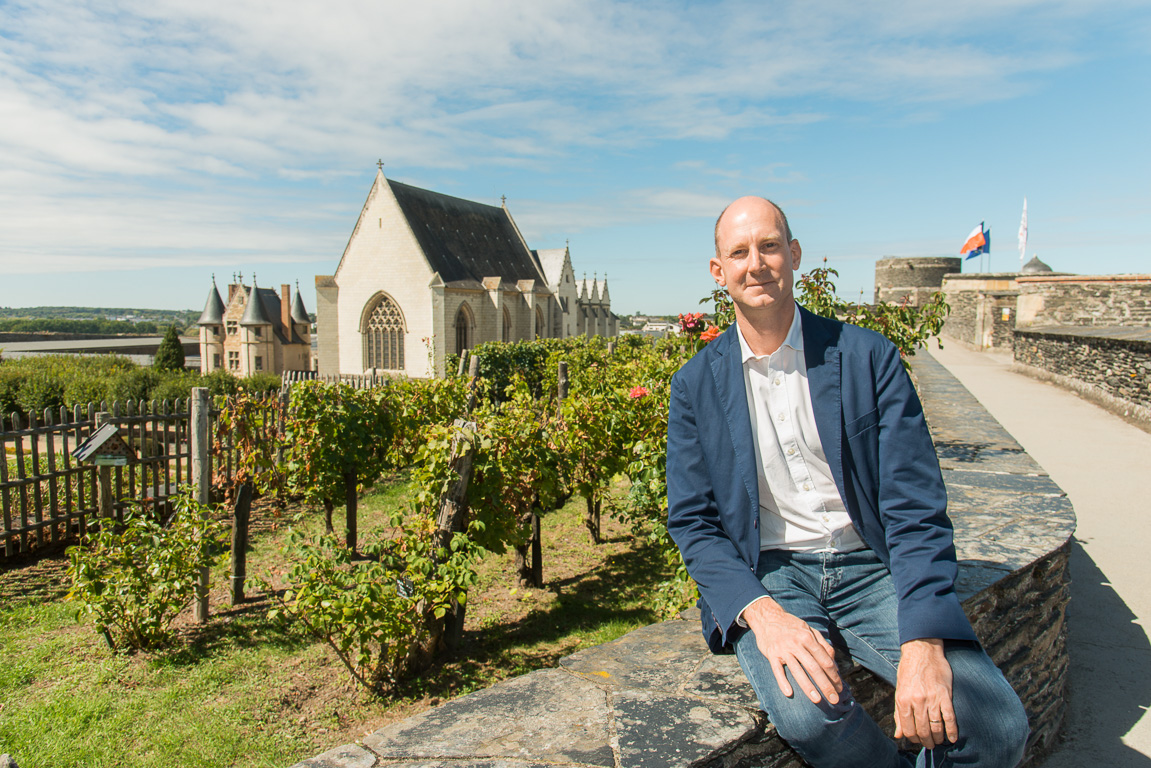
[566,238,569,248]
[211,272,216,285]
[501,195,507,207]
[252,272,257,285]
[377,159,384,171]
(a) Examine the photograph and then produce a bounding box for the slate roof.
[291,289,309,324]
[535,248,568,289]
[198,282,226,325]
[388,180,544,285]
[240,285,277,327]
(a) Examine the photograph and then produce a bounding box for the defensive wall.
[291,353,1076,768]
[873,256,961,307]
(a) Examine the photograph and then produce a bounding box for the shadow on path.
[1042,539,1151,766]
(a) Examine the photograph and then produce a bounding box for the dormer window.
[254,327,262,338]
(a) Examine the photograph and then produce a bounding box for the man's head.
[710,196,802,318]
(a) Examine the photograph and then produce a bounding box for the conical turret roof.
[291,286,309,324]
[240,281,274,326]
[197,279,225,325]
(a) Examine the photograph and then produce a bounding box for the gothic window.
[535,307,545,339]
[362,294,406,371]
[502,307,512,343]
[455,303,473,354]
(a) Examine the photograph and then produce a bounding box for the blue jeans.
[733,549,1028,768]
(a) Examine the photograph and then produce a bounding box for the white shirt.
[736,304,865,553]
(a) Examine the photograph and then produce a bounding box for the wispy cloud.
[0,0,1141,277]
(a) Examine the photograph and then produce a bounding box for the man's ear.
[709,256,727,287]
[789,239,802,271]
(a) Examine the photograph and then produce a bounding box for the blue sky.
[1,0,1148,316]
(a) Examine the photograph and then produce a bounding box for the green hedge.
[0,355,279,419]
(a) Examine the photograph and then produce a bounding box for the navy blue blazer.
[666,306,976,653]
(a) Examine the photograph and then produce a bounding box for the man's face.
[710,197,802,315]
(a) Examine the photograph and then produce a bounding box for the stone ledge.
[292,354,1075,768]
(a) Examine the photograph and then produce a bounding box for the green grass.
[0,473,671,767]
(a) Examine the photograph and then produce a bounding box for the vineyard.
[0,273,949,768]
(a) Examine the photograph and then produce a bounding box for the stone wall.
[939,274,1025,351]
[874,257,961,306]
[1014,326,1151,430]
[291,354,1075,768]
[1016,275,1151,329]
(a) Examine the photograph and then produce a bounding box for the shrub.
[0,366,27,418]
[16,371,65,416]
[267,519,480,692]
[107,367,160,405]
[200,369,242,397]
[66,489,226,650]
[150,371,200,404]
[63,373,109,410]
[153,325,185,372]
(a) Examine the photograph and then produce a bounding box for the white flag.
[1018,197,1028,266]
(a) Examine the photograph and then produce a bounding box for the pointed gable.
[387,180,544,285]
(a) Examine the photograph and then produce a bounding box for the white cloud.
[0,0,1142,278]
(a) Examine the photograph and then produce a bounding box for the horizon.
[2,1,1148,316]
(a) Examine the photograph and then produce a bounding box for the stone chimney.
[281,283,292,335]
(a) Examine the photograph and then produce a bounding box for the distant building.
[315,169,616,379]
[197,277,311,376]
[874,256,962,306]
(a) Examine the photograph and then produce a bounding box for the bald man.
[666,197,1028,767]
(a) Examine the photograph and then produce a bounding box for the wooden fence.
[0,397,274,560]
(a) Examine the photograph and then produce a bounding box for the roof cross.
[377,159,384,171]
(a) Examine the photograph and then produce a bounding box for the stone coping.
[1015,325,1151,344]
[291,353,1075,768]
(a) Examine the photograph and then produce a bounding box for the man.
[666,197,1028,767]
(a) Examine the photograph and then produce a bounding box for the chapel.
[315,169,616,379]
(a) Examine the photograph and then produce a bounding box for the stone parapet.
[291,354,1075,768]
[1014,326,1151,432]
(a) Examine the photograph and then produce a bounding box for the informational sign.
[93,455,129,467]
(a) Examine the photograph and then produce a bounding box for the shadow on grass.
[154,589,313,667]
[391,534,671,701]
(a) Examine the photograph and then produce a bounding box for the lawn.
[0,472,669,768]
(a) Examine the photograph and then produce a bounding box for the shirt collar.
[736,302,804,363]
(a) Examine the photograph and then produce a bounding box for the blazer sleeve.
[872,341,976,645]
[667,370,768,650]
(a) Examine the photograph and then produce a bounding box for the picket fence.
[0,398,275,559]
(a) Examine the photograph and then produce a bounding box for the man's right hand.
[742,597,843,705]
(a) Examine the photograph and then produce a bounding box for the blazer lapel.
[710,327,760,513]
[801,308,848,505]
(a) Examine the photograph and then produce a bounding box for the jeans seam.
[838,626,899,679]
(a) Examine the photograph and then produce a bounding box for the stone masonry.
[1014,326,1151,430]
[874,257,961,307]
[290,354,1075,768]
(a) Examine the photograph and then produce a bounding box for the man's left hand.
[894,638,957,749]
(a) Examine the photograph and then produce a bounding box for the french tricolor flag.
[960,223,990,259]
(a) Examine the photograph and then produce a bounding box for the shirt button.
[777,413,785,422]
[803,482,812,491]
[787,447,796,456]
[774,378,782,387]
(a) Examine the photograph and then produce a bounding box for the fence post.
[465,354,480,412]
[230,482,252,604]
[94,412,114,522]
[344,469,358,553]
[434,418,478,652]
[191,387,210,623]
[456,349,469,377]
